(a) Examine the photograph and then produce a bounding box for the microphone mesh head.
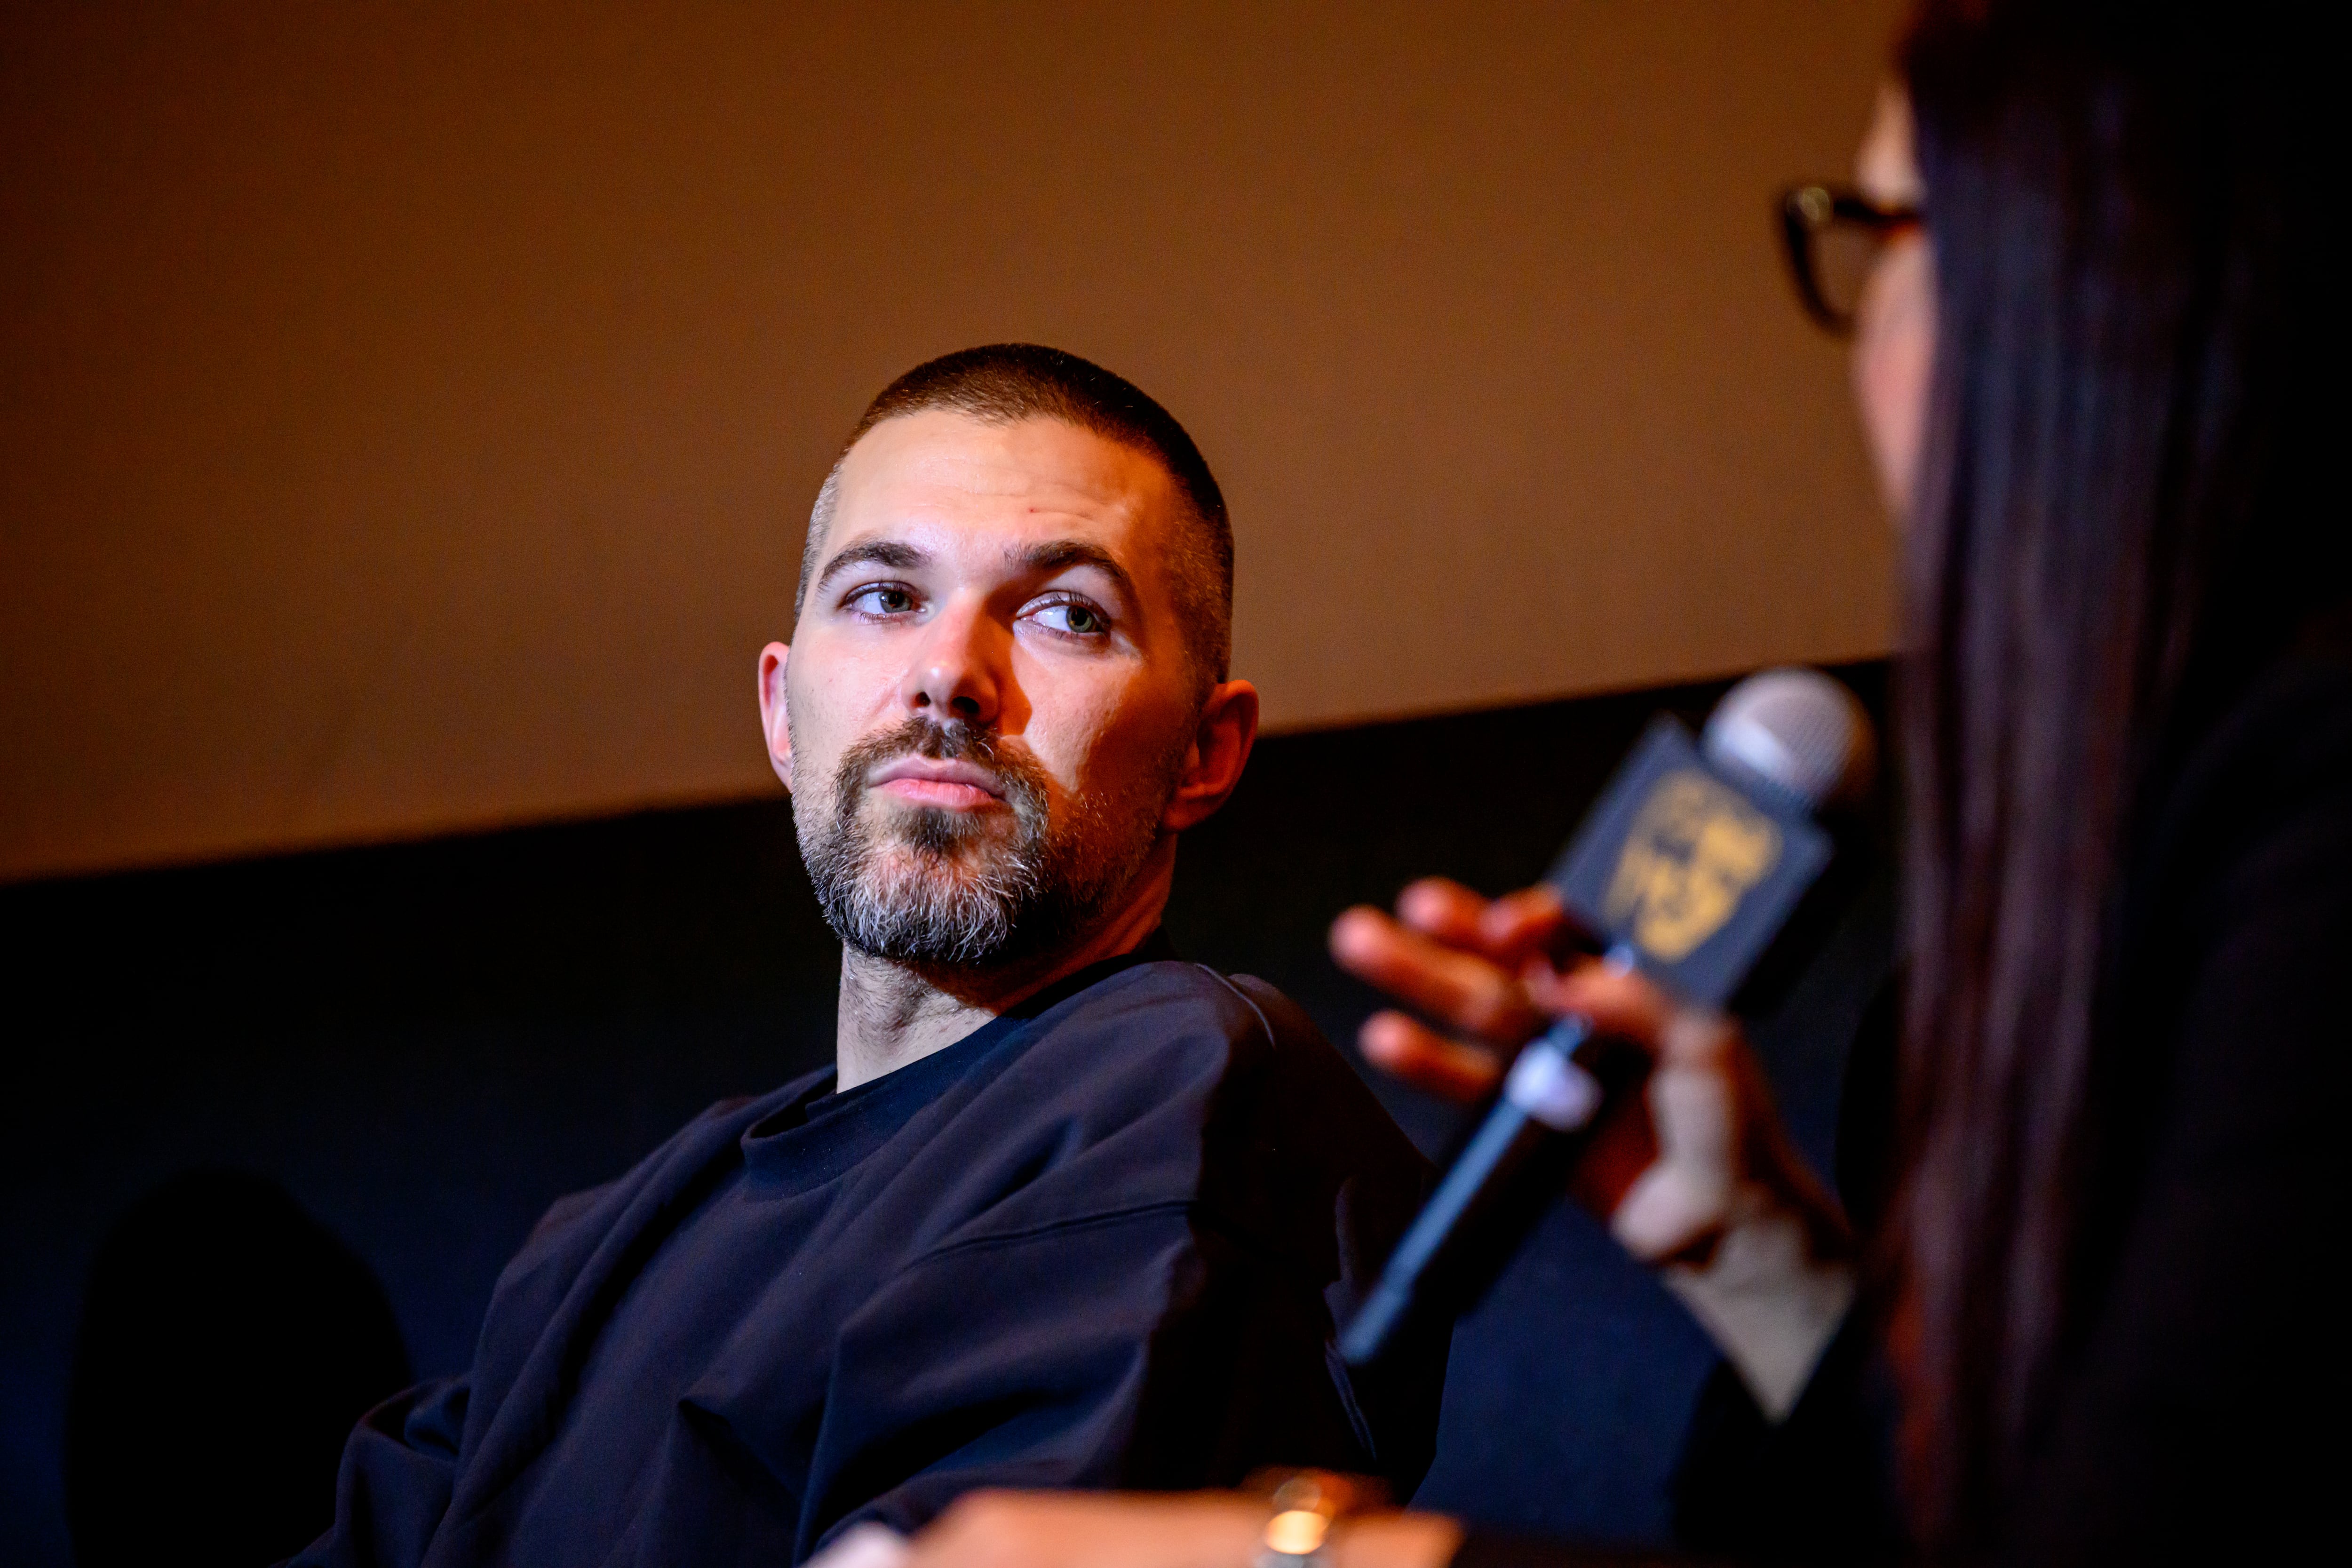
[1700,667,1876,814]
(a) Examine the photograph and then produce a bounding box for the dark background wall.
[0,663,1883,1567]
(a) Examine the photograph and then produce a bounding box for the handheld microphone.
[1339,668,1875,1367]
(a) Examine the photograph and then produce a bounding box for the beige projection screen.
[0,2,1900,883]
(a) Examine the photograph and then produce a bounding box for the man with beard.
[293,345,1442,1568]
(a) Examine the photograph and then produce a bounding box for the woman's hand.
[1330,879,1858,1417]
[896,1492,1261,1568]
[1535,961,1848,1266]
[1327,877,1578,1101]
[898,1491,1462,1568]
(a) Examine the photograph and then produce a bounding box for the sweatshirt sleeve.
[284,1377,469,1568]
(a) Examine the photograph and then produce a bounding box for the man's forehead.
[831,409,1174,537]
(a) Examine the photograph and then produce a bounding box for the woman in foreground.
[898,1,2346,1560]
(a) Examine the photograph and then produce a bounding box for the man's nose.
[898,598,1003,726]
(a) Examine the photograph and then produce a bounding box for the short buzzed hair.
[795,344,1234,689]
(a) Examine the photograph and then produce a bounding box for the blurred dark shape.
[64,1170,412,1568]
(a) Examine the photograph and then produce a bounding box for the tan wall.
[0,1,1901,883]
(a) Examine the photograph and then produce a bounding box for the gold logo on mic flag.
[1603,771,1783,962]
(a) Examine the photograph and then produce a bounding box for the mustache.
[834,716,1050,819]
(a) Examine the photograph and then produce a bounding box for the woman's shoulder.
[2135,643,2352,907]
[2028,648,2352,1554]
[2114,641,2352,1138]
[2201,645,2352,778]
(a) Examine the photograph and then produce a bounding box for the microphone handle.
[1339,1018,1649,1367]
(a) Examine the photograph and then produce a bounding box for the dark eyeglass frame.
[1778,183,1923,337]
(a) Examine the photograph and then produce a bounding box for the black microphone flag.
[1546,714,1832,1004]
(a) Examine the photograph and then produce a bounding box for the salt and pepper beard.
[795,714,1185,971]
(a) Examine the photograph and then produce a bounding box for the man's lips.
[866,756,1006,811]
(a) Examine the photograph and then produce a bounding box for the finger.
[1541,963,1739,1073]
[904,1492,1263,1568]
[1473,885,1580,969]
[1609,1062,1744,1261]
[1394,877,1494,945]
[1610,1164,1731,1265]
[1648,1061,1741,1184]
[1657,1006,1740,1070]
[1538,961,1678,1049]
[906,1491,1097,1568]
[1359,1011,1505,1101]
[1330,907,1546,1043]
[1563,1084,1659,1218]
[1395,880,1581,972]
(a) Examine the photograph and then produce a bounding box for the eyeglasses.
[1778,184,1922,336]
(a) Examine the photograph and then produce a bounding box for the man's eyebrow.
[1014,540,1137,604]
[813,540,926,596]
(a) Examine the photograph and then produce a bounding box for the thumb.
[1609,1061,1742,1260]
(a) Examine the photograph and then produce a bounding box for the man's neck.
[832,853,1175,1092]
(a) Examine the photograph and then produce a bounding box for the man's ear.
[1162,679,1260,832]
[757,642,795,792]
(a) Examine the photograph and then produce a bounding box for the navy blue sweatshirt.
[293,941,1441,1567]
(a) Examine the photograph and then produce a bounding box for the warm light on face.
[773,411,1208,967]
[1851,84,1937,521]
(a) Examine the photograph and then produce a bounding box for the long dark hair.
[1890,0,2331,1548]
